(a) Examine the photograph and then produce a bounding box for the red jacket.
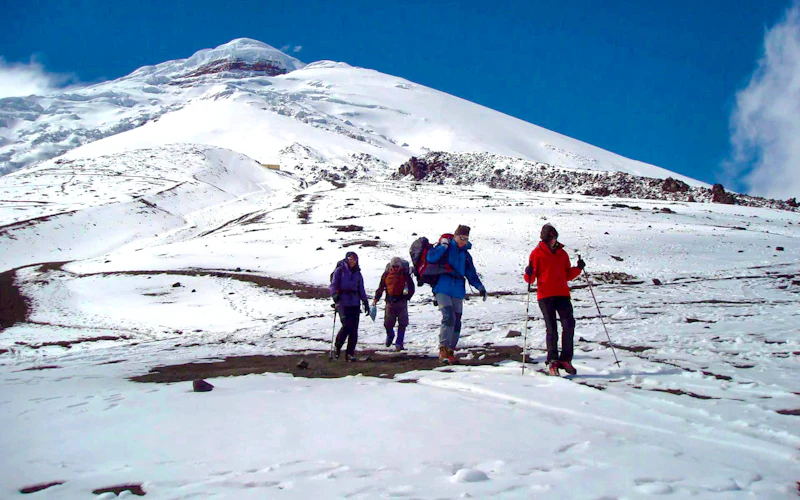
[523,241,582,300]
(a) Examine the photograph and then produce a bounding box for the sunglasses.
[456,235,469,242]
[347,256,357,261]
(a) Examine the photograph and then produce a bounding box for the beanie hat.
[454,225,471,237]
[540,224,558,242]
[345,251,358,261]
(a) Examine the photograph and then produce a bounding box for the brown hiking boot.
[548,361,560,376]
[439,346,450,365]
[560,360,577,375]
[447,347,458,365]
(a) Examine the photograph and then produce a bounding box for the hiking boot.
[447,347,458,365]
[395,344,404,352]
[334,345,342,359]
[385,332,395,348]
[346,353,358,362]
[548,361,560,376]
[560,360,577,375]
[439,346,450,365]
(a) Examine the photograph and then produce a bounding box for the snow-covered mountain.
[2,38,700,188]
[2,40,799,498]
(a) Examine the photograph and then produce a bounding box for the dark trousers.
[336,305,360,356]
[538,296,575,363]
[384,298,409,347]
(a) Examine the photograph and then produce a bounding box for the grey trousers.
[435,293,463,349]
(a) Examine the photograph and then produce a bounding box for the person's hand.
[332,293,340,303]
[524,264,533,276]
[439,236,450,245]
[363,301,370,315]
[577,258,586,270]
[527,282,533,293]
[480,288,487,302]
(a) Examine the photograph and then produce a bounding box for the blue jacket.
[426,239,484,299]
[330,260,368,307]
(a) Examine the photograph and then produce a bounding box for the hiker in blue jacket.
[425,225,486,364]
[330,251,370,361]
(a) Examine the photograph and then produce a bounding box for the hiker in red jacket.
[523,224,585,376]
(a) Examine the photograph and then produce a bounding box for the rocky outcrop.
[391,151,799,212]
[179,59,289,79]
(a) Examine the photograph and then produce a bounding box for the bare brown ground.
[130,345,529,383]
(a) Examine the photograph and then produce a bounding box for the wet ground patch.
[131,345,526,383]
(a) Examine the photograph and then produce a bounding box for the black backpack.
[409,234,454,287]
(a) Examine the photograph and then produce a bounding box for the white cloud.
[280,44,303,54]
[0,56,76,99]
[726,1,800,200]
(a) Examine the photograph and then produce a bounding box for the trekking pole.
[579,255,621,367]
[328,304,338,360]
[521,283,532,375]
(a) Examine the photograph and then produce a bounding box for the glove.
[524,264,533,276]
[363,301,370,315]
[527,282,533,293]
[439,237,450,245]
[480,288,487,302]
[332,293,340,303]
[577,258,586,270]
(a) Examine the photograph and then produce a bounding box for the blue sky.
[1,0,799,197]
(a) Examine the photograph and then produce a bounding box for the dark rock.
[296,360,309,369]
[506,330,522,338]
[611,255,624,261]
[191,289,196,293]
[235,267,242,272]
[652,278,662,285]
[316,247,323,250]
[333,224,363,232]
[193,379,214,392]
[711,184,736,204]
[662,177,690,193]
[172,282,181,288]
[776,246,784,251]
[660,207,675,214]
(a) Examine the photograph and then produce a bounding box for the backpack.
[383,260,410,296]
[409,234,454,287]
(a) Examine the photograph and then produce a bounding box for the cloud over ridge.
[727,1,800,199]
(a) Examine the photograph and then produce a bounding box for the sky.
[1,0,798,198]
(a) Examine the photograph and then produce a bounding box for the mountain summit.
[2,38,697,187]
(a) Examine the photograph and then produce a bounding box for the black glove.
[332,293,340,303]
[524,264,533,276]
[577,258,586,270]
[363,301,370,315]
[480,288,487,302]
[527,282,533,293]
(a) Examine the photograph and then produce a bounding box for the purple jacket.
[330,260,368,307]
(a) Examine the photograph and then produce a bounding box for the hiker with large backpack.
[330,251,370,362]
[523,223,585,376]
[425,224,487,365]
[372,256,415,351]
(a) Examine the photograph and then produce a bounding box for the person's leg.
[396,300,409,349]
[436,293,455,348]
[335,305,349,355]
[450,297,464,350]
[538,297,559,363]
[384,301,397,347]
[345,306,360,356]
[555,297,575,362]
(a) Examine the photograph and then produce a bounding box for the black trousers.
[336,305,361,356]
[538,296,575,363]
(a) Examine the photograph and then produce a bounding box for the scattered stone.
[662,177,690,193]
[611,255,624,261]
[316,247,323,250]
[776,246,784,251]
[191,289,196,293]
[659,207,675,214]
[652,278,662,285]
[171,282,181,288]
[193,379,214,392]
[296,360,309,369]
[506,330,522,338]
[711,183,736,204]
[333,224,363,232]
[92,484,146,496]
[19,482,65,494]
[235,267,242,272]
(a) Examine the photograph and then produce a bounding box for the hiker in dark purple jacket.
[329,251,370,361]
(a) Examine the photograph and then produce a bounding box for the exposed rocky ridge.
[176,59,291,81]
[395,151,799,212]
[278,143,388,183]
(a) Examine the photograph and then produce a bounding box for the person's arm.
[330,266,342,302]
[359,273,369,304]
[373,272,387,304]
[566,253,582,281]
[405,272,415,300]
[465,253,485,292]
[426,237,450,263]
[523,249,536,284]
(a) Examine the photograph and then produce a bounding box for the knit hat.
[454,225,471,237]
[540,224,558,242]
[345,251,358,261]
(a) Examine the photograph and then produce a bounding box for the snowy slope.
[2,39,702,187]
[1,145,799,497]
